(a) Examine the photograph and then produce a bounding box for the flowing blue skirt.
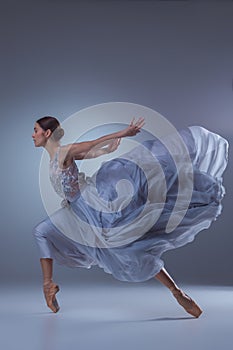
[33,126,228,282]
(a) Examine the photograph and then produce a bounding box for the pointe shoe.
[43,282,60,313]
[170,287,203,318]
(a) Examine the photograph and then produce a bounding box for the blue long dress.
[33,126,228,282]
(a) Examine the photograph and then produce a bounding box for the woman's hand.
[119,117,145,137]
[78,138,121,159]
[104,138,121,153]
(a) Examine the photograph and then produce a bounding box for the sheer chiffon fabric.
[33,126,228,282]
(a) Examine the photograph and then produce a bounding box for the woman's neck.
[44,141,61,160]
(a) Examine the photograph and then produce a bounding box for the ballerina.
[32,116,228,317]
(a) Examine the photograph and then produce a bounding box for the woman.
[32,116,228,317]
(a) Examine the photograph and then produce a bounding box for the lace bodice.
[49,147,80,202]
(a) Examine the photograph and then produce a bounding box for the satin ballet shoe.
[43,282,60,313]
[169,287,203,318]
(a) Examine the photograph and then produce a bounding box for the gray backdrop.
[0,0,232,286]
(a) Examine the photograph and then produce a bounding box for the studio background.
[1,0,232,286]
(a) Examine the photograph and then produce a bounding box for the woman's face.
[32,122,49,147]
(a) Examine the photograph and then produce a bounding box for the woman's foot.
[43,281,60,313]
[170,287,203,318]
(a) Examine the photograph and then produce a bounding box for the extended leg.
[40,258,60,313]
[154,267,179,290]
[155,268,202,318]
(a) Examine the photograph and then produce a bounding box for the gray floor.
[1,283,232,350]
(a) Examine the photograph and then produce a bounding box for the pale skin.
[32,118,202,317]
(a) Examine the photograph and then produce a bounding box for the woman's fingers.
[114,138,121,149]
[135,117,145,128]
[130,117,135,126]
[131,117,145,129]
[128,117,145,135]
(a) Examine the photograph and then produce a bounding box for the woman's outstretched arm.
[65,117,144,161]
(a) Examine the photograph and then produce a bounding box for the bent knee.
[32,219,53,239]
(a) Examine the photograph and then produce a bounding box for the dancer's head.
[32,116,64,147]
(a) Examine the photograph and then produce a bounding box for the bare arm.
[65,117,144,161]
[76,138,121,160]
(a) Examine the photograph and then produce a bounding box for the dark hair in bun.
[36,116,64,141]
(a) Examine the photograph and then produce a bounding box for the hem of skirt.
[98,260,165,283]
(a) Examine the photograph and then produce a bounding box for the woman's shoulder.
[58,144,75,169]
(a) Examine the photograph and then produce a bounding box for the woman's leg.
[40,258,53,285]
[40,258,60,313]
[154,267,179,290]
[155,267,202,318]
[33,220,60,313]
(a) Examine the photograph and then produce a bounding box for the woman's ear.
[45,129,52,138]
